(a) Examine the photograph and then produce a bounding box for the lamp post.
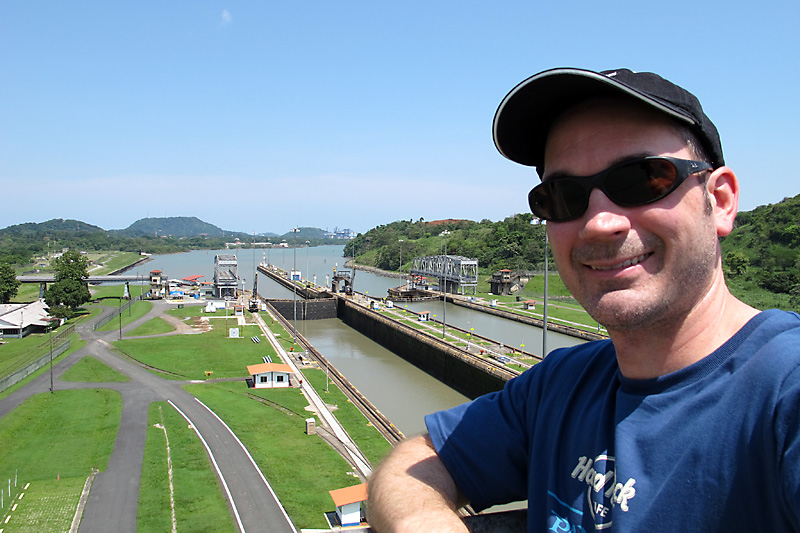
[305,240,310,285]
[291,228,299,343]
[543,221,549,358]
[398,239,404,275]
[439,230,450,339]
[48,324,54,394]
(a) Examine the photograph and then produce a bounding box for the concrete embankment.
[343,262,605,343]
[111,255,152,275]
[259,262,520,398]
[337,298,512,399]
[257,264,328,299]
[448,296,606,342]
[269,298,338,321]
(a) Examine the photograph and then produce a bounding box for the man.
[368,68,800,532]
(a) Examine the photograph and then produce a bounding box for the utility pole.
[440,230,450,339]
[543,222,549,358]
[305,240,310,286]
[398,239,404,278]
[49,325,54,393]
[291,227,299,342]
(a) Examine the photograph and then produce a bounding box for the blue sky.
[2,1,798,235]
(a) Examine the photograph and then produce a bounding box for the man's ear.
[706,166,739,237]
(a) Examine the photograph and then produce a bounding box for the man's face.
[543,101,720,332]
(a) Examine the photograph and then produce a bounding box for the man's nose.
[577,189,632,239]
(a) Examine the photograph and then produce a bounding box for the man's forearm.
[368,434,469,533]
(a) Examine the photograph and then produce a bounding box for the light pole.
[291,228,299,343]
[48,324,54,394]
[305,240,310,285]
[398,239,404,275]
[439,230,450,339]
[543,221,549,358]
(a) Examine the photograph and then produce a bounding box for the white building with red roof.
[328,483,368,528]
[246,362,293,388]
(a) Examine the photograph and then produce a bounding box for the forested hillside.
[114,216,231,238]
[348,197,800,311]
[0,218,341,266]
[0,218,233,264]
[721,193,800,308]
[346,214,547,273]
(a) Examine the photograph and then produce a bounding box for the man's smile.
[587,252,653,271]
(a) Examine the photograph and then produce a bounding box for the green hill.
[115,216,230,238]
[347,199,800,312]
[721,193,800,309]
[0,218,105,238]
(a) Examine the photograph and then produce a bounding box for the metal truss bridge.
[409,254,478,295]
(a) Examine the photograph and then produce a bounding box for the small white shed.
[247,363,293,389]
[329,483,368,528]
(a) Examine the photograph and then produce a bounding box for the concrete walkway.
[252,313,372,478]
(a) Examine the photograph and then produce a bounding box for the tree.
[44,250,90,314]
[0,262,21,303]
[724,251,750,276]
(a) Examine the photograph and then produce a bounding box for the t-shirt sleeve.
[425,369,539,510]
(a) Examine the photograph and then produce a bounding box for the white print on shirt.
[570,454,636,530]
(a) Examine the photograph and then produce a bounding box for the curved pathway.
[0,300,297,533]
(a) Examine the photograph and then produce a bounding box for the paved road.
[0,301,297,533]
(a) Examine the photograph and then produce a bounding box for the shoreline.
[345,260,405,279]
[111,255,152,275]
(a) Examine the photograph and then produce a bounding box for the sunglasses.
[528,156,713,222]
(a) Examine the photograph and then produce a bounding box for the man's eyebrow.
[542,152,656,181]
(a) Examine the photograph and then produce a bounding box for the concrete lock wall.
[269,298,338,321]
[336,299,507,399]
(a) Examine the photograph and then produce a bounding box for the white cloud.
[221,9,232,25]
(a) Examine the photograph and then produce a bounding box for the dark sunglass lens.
[606,159,678,205]
[529,180,587,221]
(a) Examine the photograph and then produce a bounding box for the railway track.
[265,305,405,445]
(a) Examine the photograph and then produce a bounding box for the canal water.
[123,245,584,434]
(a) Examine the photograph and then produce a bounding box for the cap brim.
[492,68,694,168]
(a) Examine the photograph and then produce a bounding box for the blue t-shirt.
[426,310,800,532]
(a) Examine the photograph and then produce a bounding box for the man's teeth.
[590,254,649,271]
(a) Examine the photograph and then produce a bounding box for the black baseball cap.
[492,67,724,174]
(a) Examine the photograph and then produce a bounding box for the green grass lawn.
[92,251,145,275]
[11,282,41,303]
[114,322,275,380]
[96,300,153,332]
[301,367,393,466]
[138,402,236,533]
[186,382,360,530]
[0,476,85,533]
[261,313,302,351]
[127,317,176,336]
[725,275,796,311]
[0,330,63,378]
[0,328,86,399]
[0,389,122,529]
[461,273,609,334]
[90,283,149,300]
[60,356,129,383]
